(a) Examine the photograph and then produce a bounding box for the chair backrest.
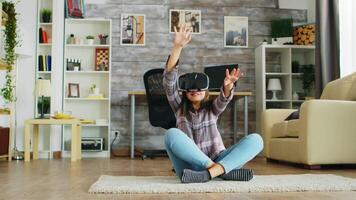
[320,72,356,100]
[204,64,239,91]
[143,68,176,129]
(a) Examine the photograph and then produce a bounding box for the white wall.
[340,0,356,76]
[279,0,315,23]
[0,0,37,151]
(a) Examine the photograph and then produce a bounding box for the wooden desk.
[128,90,252,159]
[24,118,82,162]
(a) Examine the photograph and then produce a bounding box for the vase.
[87,39,94,45]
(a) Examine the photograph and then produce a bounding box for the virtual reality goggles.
[178,72,209,92]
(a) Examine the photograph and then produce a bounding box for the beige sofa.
[261,72,356,166]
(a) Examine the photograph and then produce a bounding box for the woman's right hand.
[173,24,192,48]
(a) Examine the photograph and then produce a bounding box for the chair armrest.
[261,109,296,156]
[299,100,356,164]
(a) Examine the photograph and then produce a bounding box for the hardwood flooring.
[0,157,356,199]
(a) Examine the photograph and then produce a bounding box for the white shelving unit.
[34,0,54,157]
[255,44,315,132]
[62,18,112,158]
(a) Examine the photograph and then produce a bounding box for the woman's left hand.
[224,68,243,88]
[223,68,243,97]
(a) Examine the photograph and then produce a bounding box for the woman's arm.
[163,24,192,112]
[212,68,243,116]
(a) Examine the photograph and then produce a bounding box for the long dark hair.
[180,91,213,116]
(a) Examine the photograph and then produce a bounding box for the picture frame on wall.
[224,16,248,48]
[68,83,80,98]
[121,14,146,46]
[95,48,110,71]
[169,9,201,34]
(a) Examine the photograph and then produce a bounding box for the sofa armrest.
[299,100,356,164]
[261,109,296,157]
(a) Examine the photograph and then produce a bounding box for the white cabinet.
[255,44,315,132]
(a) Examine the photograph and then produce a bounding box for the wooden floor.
[1,156,356,199]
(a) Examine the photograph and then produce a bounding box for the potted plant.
[41,9,52,23]
[90,84,99,95]
[98,34,109,45]
[86,35,95,45]
[271,18,293,45]
[1,2,17,106]
[37,97,50,114]
[301,64,315,98]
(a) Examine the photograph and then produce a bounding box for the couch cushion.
[286,119,300,137]
[321,73,355,100]
[272,120,300,138]
[271,121,288,138]
[269,138,301,163]
[346,73,356,101]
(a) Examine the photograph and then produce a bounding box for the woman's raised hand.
[173,24,192,48]
[224,68,243,88]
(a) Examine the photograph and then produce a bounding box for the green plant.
[37,97,50,114]
[301,64,315,96]
[271,18,293,38]
[86,35,95,40]
[41,8,52,22]
[90,84,96,93]
[1,2,18,104]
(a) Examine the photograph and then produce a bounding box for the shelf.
[1,10,8,26]
[0,154,9,158]
[65,18,111,23]
[266,99,291,102]
[81,124,109,127]
[66,71,109,74]
[292,73,303,76]
[66,44,110,48]
[65,98,109,101]
[0,59,10,70]
[266,73,291,76]
[39,43,52,46]
[39,22,52,26]
[38,71,52,74]
[0,108,10,115]
[262,44,315,49]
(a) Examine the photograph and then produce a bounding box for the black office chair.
[142,68,176,159]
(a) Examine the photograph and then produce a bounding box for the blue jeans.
[164,128,264,178]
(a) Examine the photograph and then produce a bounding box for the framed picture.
[224,16,248,48]
[169,9,201,34]
[95,48,109,71]
[68,83,80,98]
[121,14,145,46]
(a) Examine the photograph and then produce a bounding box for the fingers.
[174,26,178,33]
[225,68,230,78]
[187,34,192,43]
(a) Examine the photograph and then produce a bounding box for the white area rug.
[89,174,356,194]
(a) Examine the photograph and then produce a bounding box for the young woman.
[163,24,263,184]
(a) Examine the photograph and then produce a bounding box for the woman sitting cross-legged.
[163,24,264,184]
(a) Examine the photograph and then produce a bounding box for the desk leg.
[71,124,77,162]
[24,123,31,162]
[233,98,237,144]
[77,125,81,160]
[130,95,135,159]
[244,96,249,136]
[33,124,39,160]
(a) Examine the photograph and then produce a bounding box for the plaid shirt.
[163,67,234,160]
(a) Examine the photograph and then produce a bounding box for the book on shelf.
[38,55,52,71]
[39,28,48,43]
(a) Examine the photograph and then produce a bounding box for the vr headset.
[178,72,209,92]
